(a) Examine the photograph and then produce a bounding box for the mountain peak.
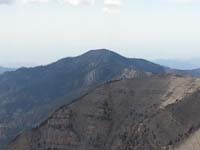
[83,49,117,57]
[77,49,126,63]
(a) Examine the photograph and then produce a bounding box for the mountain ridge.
[9,75,200,150]
[0,49,166,148]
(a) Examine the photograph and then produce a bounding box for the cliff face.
[9,75,200,150]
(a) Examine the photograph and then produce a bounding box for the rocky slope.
[9,75,200,150]
[0,49,166,148]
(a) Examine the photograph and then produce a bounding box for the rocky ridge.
[9,75,200,150]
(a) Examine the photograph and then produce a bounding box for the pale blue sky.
[0,0,200,67]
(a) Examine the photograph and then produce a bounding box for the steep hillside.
[9,75,200,150]
[0,49,165,147]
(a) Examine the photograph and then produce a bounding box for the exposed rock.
[160,76,200,108]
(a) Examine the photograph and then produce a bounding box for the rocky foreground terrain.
[9,75,200,150]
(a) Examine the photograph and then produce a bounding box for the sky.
[0,0,200,67]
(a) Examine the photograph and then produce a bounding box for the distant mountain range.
[153,59,200,77]
[0,49,200,149]
[154,58,200,70]
[0,67,15,74]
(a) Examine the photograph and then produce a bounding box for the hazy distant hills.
[0,67,15,74]
[9,75,200,150]
[154,59,200,70]
[154,59,200,77]
[0,49,166,148]
[167,68,200,78]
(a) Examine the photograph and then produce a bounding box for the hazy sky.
[0,0,200,67]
